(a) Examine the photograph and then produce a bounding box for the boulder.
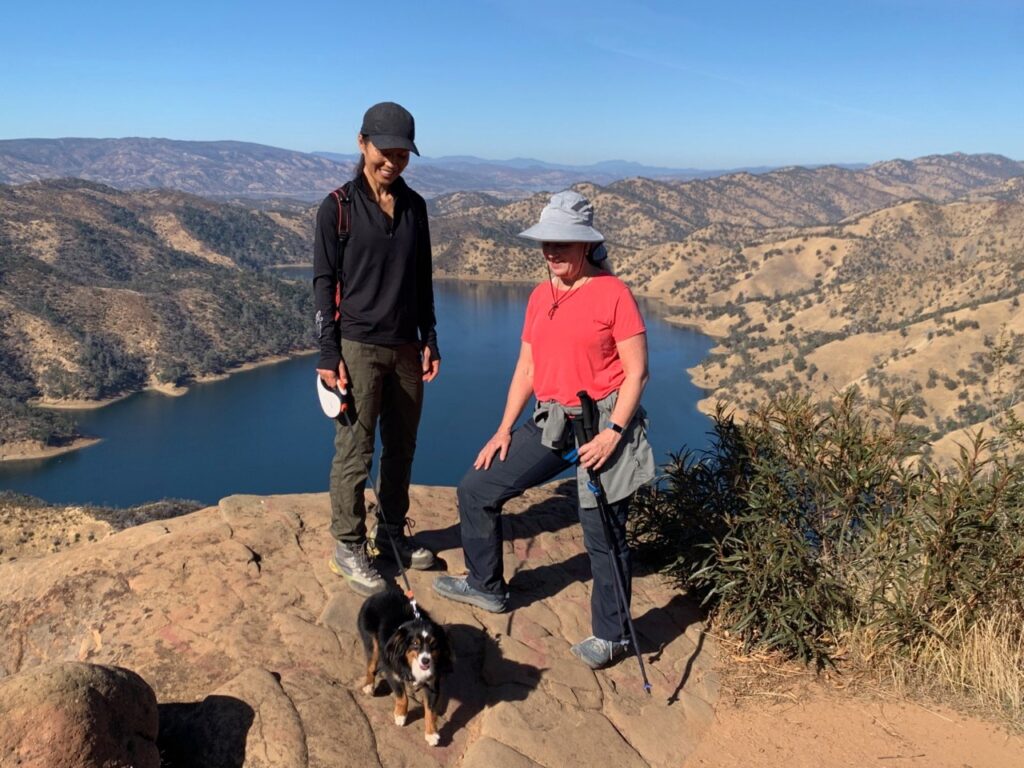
[0,661,159,768]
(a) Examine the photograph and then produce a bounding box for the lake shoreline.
[0,438,103,464]
[6,350,319,464]
[2,282,715,502]
[33,349,318,413]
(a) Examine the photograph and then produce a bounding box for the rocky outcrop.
[0,661,159,768]
[0,484,718,767]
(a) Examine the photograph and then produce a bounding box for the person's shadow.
[409,479,581,571]
[157,696,255,767]
[506,551,591,610]
[633,594,706,705]
[436,622,543,743]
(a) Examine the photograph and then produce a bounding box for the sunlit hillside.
[431,153,1024,455]
[0,179,311,450]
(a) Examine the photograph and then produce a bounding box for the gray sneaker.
[329,540,387,596]
[570,636,630,669]
[370,529,436,570]
[432,575,507,613]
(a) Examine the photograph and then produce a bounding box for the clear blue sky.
[1,0,1021,168]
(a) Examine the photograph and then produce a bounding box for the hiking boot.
[570,636,630,669]
[432,575,507,613]
[329,540,387,596]
[371,528,436,570]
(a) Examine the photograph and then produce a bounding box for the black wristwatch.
[606,421,624,434]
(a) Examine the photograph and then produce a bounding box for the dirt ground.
[685,682,1024,768]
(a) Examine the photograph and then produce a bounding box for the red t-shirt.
[522,273,646,407]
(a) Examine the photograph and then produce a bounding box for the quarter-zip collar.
[354,173,409,237]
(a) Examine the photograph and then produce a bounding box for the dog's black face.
[383,618,452,687]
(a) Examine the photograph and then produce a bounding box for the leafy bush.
[631,390,1024,713]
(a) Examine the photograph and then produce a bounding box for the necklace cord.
[546,261,589,319]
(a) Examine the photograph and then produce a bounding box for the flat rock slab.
[0,483,718,767]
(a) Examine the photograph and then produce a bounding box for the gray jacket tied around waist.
[533,391,656,508]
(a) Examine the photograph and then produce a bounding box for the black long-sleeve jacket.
[313,175,439,372]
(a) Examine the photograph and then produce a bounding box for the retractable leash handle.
[336,386,353,426]
[574,390,653,695]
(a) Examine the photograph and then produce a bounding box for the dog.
[357,588,452,746]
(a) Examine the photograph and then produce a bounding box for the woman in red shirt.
[434,191,655,669]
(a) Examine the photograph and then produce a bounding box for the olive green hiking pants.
[328,340,423,543]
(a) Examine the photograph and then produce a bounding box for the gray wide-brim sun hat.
[519,190,605,243]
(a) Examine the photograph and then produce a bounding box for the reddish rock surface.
[0,484,717,767]
[0,661,159,768]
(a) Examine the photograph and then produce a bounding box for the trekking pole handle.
[569,414,589,457]
[576,390,599,444]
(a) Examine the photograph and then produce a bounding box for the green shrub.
[631,390,1024,697]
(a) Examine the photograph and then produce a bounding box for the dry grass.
[0,492,202,561]
[710,610,1023,730]
[849,605,1024,725]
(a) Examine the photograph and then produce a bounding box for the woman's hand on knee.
[474,429,512,470]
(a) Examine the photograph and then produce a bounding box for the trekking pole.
[572,390,652,695]
[337,388,421,619]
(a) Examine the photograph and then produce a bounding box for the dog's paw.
[360,683,374,696]
[394,714,407,727]
[424,731,440,747]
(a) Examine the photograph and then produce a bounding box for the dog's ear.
[383,627,411,674]
[434,625,454,675]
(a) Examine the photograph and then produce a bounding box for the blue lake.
[0,280,715,507]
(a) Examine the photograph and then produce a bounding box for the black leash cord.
[337,390,421,619]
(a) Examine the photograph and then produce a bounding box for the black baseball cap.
[360,101,419,156]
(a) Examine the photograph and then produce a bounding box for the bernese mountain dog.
[357,588,453,746]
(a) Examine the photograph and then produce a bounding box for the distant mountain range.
[0,137,871,202]
[0,139,345,201]
[3,149,1024,460]
[429,152,1024,274]
[314,150,812,196]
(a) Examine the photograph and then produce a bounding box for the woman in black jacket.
[313,102,440,596]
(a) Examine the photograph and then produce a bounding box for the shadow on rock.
[633,593,703,658]
[441,622,542,743]
[157,695,254,768]
[632,593,708,704]
[507,551,591,611]
[414,480,580,557]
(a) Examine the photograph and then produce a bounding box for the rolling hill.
[428,153,1024,454]
[0,137,865,202]
[0,179,312,451]
[0,138,732,202]
[3,151,1023,459]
